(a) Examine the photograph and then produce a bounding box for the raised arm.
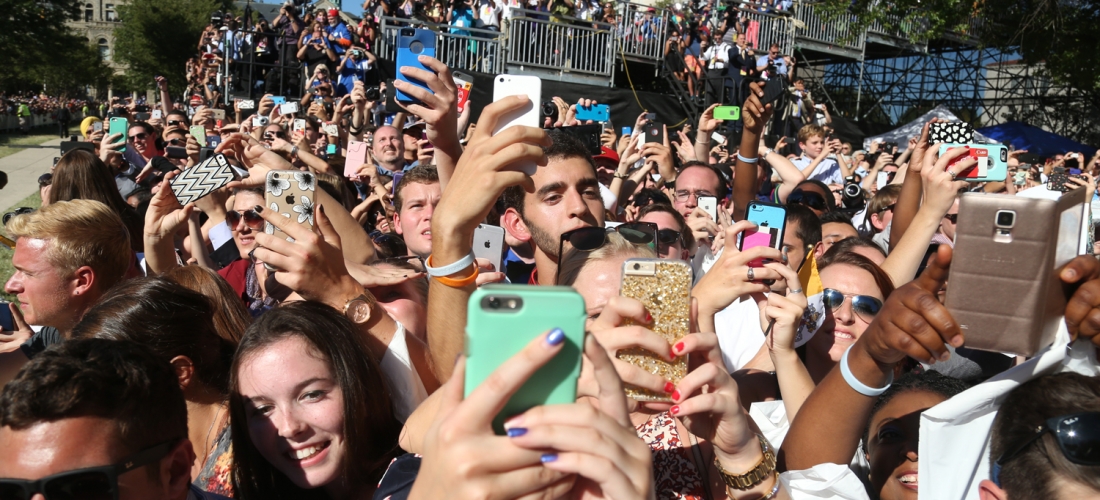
[733,81,774,221]
[392,56,461,189]
[156,76,174,116]
[427,97,550,382]
[889,121,933,251]
[695,103,721,163]
[762,137,806,204]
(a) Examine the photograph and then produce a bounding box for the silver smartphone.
[473,224,506,273]
[698,196,718,221]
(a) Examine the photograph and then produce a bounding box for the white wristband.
[840,345,893,397]
[425,251,475,277]
[737,153,759,164]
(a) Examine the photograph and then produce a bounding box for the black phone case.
[760,77,785,106]
[553,124,603,155]
[644,123,665,145]
[1046,172,1085,193]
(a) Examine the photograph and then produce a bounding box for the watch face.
[348,299,371,323]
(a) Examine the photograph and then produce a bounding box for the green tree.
[0,0,113,94]
[113,0,227,96]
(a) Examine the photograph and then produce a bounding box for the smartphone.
[760,77,785,105]
[391,171,405,197]
[945,189,1085,356]
[473,224,506,273]
[170,153,234,205]
[251,115,270,128]
[492,74,542,175]
[269,96,287,106]
[344,140,369,178]
[134,112,151,121]
[189,125,207,147]
[644,122,665,145]
[238,99,256,110]
[151,109,163,120]
[698,195,718,221]
[938,144,1008,182]
[165,146,188,159]
[645,112,656,122]
[738,201,787,267]
[466,285,585,434]
[326,143,337,156]
[395,28,437,104]
[322,123,339,136]
[552,124,602,156]
[877,171,890,189]
[929,121,974,144]
[453,73,473,114]
[60,141,95,155]
[92,121,103,132]
[1064,154,1080,171]
[292,119,307,133]
[279,102,299,115]
[714,106,741,121]
[0,302,13,331]
[574,103,610,122]
[108,117,128,152]
[264,170,316,242]
[199,147,217,162]
[618,259,691,402]
[211,109,226,120]
[1046,167,1087,193]
[622,126,632,136]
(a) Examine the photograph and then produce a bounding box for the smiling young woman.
[229,301,401,500]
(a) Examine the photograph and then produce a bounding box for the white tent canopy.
[862,105,995,151]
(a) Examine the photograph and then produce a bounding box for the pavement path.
[0,138,62,211]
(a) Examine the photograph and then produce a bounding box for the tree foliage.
[113,0,226,96]
[0,0,114,95]
[817,0,1100,94]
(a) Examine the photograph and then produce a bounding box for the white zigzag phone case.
[170,153,234,205]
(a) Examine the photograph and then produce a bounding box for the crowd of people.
[0,93,93,136]
[1,2,1100,498]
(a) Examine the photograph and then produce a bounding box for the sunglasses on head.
[822,288,882,322]
[787,190,828,211]
[0,440,175,500]
[556,223,658,281]
[2,207,35,226]
[225,209,265,230]
[992,412,1100,487]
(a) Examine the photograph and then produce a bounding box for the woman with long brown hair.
[49,149,144,252]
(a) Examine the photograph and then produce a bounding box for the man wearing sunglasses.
[981,373,1100,500]
[500,131,605,285]
[127,121,165,168]
[637,203,692,261]
[0,338,229,500]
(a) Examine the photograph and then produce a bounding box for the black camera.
[541,101,558,122]
[365,86,380,100]
[842,182,865,210]
[210,11,224,27]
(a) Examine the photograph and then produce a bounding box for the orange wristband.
[426,254,479,288]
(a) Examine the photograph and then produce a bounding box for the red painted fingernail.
[645,312,653,323]
[670,347,678,359]
[673,341,685,354]
[664,382,675,394]
[671,390,681,401]
[670,405,680,415]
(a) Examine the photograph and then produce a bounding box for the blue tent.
[976,121,1097,159]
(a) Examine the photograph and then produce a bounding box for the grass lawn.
[0,190,43,302]
[0,130,59,160]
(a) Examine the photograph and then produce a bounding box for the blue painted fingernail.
[540,453,558,463]
[506,427,527,438]
[545,328,565,346]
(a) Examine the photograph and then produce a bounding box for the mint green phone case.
[108,117,128,152]
[465,284,585,434]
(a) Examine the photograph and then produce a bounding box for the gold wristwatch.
[714,434,777,490]
[342,292,376,324]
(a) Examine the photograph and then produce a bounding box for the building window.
[98,39,110,61]
[85,3,94,22]
[106,4,117,22]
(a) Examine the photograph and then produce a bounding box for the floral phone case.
[618,259,692,402]
[264,171,316,242]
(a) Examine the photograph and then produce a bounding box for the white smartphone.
[473,224,506,274]
[279,102,299,115]
[698,196,718,221]
[322,123,339,136]
[151,109,163,120]
[877,171,889,189]
[492,75,541,175]
[92,121,103,132]
[292,119,307,133]
[238,99,256,110]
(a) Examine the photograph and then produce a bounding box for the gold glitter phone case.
[618,258,692,402]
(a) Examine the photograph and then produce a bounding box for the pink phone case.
[344,141,368,178]
[742,228,778,267]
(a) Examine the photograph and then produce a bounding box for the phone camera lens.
[488,297,501,309]
[632,263,640,270]
[995,210,1016,228]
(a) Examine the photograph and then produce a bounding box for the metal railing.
[739,8,795,56]
[377,17,504,74]
[615,2,669,61]
[504,10,616,77]
[793,2,864,53]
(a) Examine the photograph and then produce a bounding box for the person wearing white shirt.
[790,124,853,185]
[702,29,732,106]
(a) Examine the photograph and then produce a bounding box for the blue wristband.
[425,251,475,277]
[737,153,759,164]
[840,345,893,397]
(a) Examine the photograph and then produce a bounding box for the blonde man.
[0,199,131,384]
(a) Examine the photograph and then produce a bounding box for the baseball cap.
[593,146,619,164]
[328,8,339,17]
